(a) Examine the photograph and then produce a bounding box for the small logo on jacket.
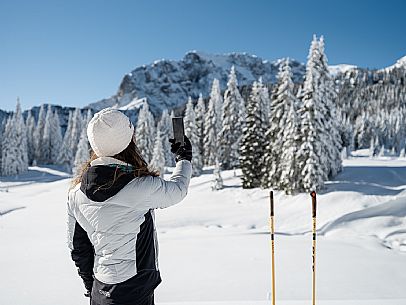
[98,289,111,297]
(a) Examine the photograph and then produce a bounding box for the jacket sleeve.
[67,194,95,292]
[140,159,192,209]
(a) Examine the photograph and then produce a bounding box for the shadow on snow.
[322,166,406,196]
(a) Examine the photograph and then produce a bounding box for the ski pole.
[269,191,276,305]
[311,191,317,305]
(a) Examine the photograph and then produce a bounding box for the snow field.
[0,155,406,305]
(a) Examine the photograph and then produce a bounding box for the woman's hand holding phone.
[169,135,192,162]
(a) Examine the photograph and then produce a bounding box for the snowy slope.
[383,55,406,72]
[0,154,406,305]
[87,51,306,116]
[328,64,357,77]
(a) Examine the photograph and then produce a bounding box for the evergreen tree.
[203,79,223,166]
[73,127,90,175]
[184,97,203,176]
[378,145,385,157]
[369,136,376,157]
[399,147,405,158]
[58,111,74,172]
[158,109,174,166]
[0,119,5,171]
[51,110,63,163]
[1,117,15,175]
[1,100,28,176]
[318,36,343,177]
[135,100,156,163]
[239,81,265,188]
[262,60,296,188]
[69,108,83,159]
[42,105,54,163]
[85,109,93,126]
[279,101,300,194]
[203,82,220,166]
[150,128,165,178]
[211,78,223,137]
[25,111,36,165]
[296,35,327,192]
[218,66,244,170]
[211,157,223,191]
[195,93,206,162]
[258,77,271,130]
[33,104,46,164]
[14,99,29,172]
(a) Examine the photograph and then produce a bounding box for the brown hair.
[70,140,160,189]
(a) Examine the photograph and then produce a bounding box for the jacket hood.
[80,157,135,202]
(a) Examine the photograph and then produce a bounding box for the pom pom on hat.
[87,108,134,157]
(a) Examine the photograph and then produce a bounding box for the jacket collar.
[90,156,130,167]
[81,157,135,202]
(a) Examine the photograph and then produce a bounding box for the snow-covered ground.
[0,152,405,305]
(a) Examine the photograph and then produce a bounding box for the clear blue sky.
[1,0,405,111]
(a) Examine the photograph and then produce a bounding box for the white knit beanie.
[87,108,134,157]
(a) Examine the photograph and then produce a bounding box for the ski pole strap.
[311,191,317,218]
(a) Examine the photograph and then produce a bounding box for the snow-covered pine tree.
[278,100,300,194]
[85,109,93,126]
[33,104,46,164]
[258,77,271,130]
[25,110,36,165]
[195,93,206,162]
[239,81,265,188]
[0,119,5,171]
[73,127,90,175]
[210,78,223,138]
[296,35,327,192]
[14,99,28,172]
[1,117,15,175]
[69,108,83,159]
[337,111,353,158]
[400,147,405,158]
[218,66,244,170]
[354,112,372,149]
[393,110,405,153]
[203,82,220,166]
[135,100,156,163]
[184,97,202,176]
[50,110,63,163]
[58,110,74,172]
[158,109,174,166]
[318,36,342,177]
[369,137,376,158]
[150,128,165,178]
[378,145,385,157]
[1,100,28,176]
[211,157,223,191]
[261,59,295,188]
[42,105,54,163]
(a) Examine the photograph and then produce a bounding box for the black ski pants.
[90,293,154,305]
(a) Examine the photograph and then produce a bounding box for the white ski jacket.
[67,157,192,289]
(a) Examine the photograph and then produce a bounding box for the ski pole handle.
[270,191,274,217]
[311,191,317,218]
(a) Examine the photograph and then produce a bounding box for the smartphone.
[172,117,185,146]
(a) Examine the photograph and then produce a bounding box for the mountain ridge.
[87,51,307,117]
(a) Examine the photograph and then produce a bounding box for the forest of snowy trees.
[0,102,92,177]
[1,35,405,194]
